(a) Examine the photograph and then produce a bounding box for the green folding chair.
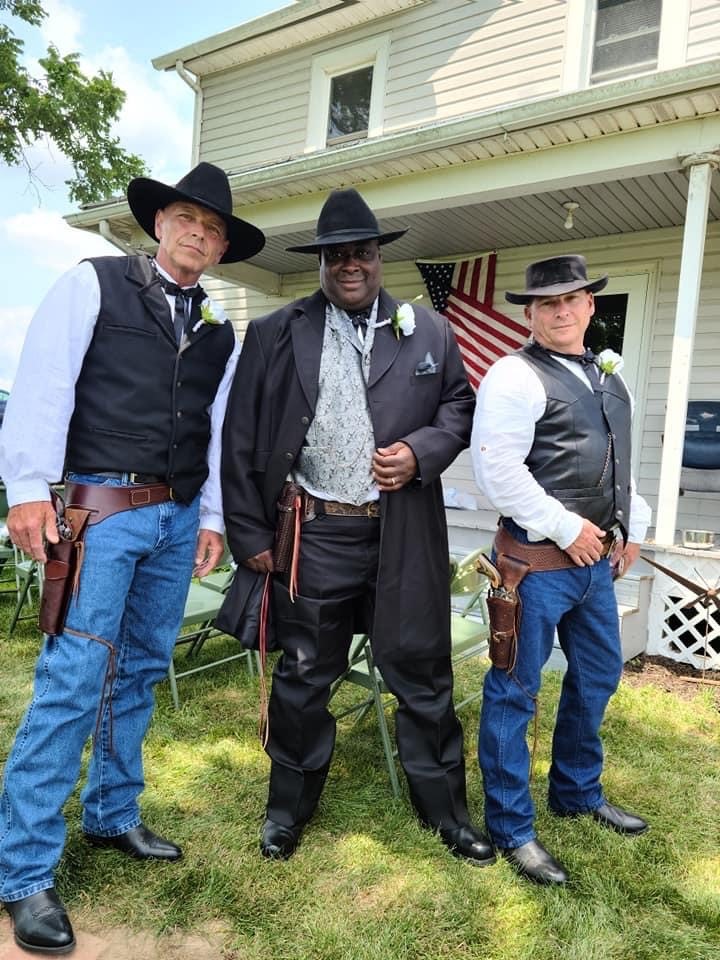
[8,548,42,635]
[167,572,259,709]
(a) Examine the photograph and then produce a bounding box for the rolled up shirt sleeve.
[470,356,583,548]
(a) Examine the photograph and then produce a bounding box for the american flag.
[416,253,529,389]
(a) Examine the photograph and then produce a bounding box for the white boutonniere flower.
[192,298,227,334]
[596,348,624,384]
[390,296,423,340]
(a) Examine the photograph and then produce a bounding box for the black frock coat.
[220,287,474,662]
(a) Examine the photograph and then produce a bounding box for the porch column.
[654,152,719,546]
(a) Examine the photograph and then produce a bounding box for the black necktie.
[156,276,203,343]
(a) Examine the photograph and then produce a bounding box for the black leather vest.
[519,342,632,540]
[65,255,234,504]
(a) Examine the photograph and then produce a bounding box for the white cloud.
[40,0,84,56]
[84,45,193,180]
[3,209,116,274]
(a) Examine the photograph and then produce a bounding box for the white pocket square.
[415,352,439,375]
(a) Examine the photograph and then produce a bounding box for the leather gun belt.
[494,524,615,571]
[65,480,174,526]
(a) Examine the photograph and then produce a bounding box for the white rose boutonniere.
[596,348,624,385]
[391,295,424,340]
[192,298,227,334]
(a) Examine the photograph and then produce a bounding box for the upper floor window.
[306,36,390,153]
[561,0,687,92]
[328,66,374,145]
[590,0,662,84]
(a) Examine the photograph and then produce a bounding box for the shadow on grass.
[2,605,720,960]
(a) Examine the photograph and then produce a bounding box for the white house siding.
[199,48,313,171]
[383,0,566,130]
[196,0,567,173]
[687,0,720,62]
[206,222,720,549]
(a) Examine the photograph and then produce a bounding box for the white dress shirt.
[471,353,651,548]
[0,260,237,534]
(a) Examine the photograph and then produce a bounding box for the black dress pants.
[266,513,470,830]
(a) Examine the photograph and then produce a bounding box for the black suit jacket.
[220,288,474,660]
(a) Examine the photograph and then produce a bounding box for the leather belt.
[303,494,380,520]
[65,480,174,525]
[495,524,616,571]
[90,471,166,484]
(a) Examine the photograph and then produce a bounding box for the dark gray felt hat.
[505,254,608,304]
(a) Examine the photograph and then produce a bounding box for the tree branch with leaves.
[0,0,147,203]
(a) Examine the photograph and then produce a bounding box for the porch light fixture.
[562,201,579,230]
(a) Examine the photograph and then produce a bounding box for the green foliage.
[0,0,146,203]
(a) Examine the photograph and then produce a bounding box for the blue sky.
[0,0,287,389]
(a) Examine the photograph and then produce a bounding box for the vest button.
[285,452,293,460]
[177,381,182,388]
[616,510,624,518]
[301,416,310,425]
[615,484,621,490]
[177,411,183,418]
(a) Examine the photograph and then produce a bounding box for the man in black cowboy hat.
[470,255,651,885]
[221,187,494,865]
[0,162,264,953]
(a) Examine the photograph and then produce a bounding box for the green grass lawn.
[1,591,719,959]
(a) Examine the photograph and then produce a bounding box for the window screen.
[591,0,662,83]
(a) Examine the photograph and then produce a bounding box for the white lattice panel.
[646,547,720,670]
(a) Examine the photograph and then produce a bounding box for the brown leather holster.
[38,480,174,636]
[485,553,529,671]
[38,494,92,636]
[273,482,303,573]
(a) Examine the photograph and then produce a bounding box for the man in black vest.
[0,163,264,953]
[471,255,651,885]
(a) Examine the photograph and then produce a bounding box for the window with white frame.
[306,36,390,153]
[327,65,374,145]
[561,0,688,92]
[590,0,662,84]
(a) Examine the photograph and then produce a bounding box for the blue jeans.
[478,523,623,849]
[0,474,199,902]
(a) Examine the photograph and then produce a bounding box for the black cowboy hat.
[286,187,407,253]
[505,254,608,304]
[127,161,265,263]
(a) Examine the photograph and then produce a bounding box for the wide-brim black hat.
[127,161,265,263]
[505,254,608,304]
[287,187,407,253]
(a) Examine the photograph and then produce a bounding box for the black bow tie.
[559,349,596,366]
[155,275,203,301]
[346,308,371,329]
[535,343,596,366]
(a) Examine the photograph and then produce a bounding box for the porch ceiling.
[259,168,720,273]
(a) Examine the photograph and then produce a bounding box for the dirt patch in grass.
[623,653,720,707]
